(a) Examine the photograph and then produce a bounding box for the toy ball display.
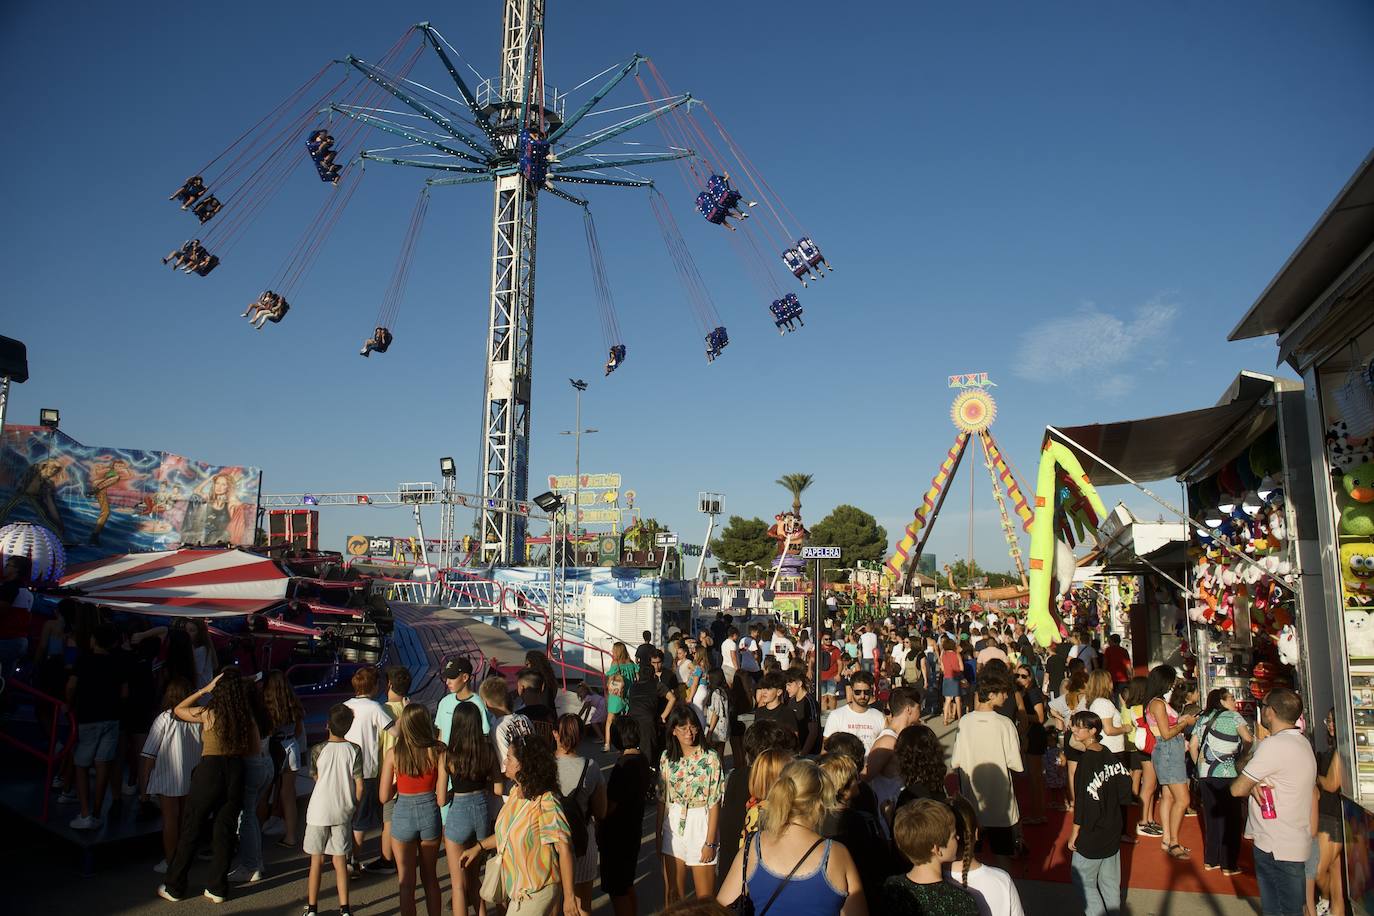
[0,521,66,585]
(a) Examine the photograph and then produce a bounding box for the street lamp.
[696,492,723,581]
[560,379,598,540]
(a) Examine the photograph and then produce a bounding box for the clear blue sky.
[2,1,1372,569]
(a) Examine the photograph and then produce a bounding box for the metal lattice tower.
[327,2,697,564]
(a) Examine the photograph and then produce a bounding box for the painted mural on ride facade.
[0,425,260,563]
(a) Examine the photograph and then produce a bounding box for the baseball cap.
[442,658,473,679]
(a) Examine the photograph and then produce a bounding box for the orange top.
[397,767,438,794]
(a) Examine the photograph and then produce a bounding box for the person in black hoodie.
[1068,709,1133,916]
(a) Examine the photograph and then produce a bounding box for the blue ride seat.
[605,343,627,376]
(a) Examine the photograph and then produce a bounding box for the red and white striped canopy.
[60,548,290,618]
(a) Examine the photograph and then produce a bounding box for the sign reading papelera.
[801,546,841,559]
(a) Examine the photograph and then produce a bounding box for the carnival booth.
[1228,149,1374,807]
[1028,371,1331,738]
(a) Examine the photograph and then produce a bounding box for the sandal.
[1167,844,1190,859]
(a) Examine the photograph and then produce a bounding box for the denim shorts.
[391,792,442,843]
[1152,735,1188,785]
[74,720,119,767]
[443,791,491,845]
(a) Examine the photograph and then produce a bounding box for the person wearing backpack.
[1189,688,1252,875]
[554,714,606,914]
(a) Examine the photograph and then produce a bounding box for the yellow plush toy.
[1341,542,1374,597]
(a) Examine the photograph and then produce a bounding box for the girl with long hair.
[1317,709,1346,912]
[602,641,639,753]
[940,637,962,724]
[1049,670,1089,807]
[1189,687,1252,875]
[229,674,275,884]
[381,704,446,916]
[742,745,796,841]
[160,667,259,903]
[658,704,725,905]
[687,645,710,725]
[889,724,948,832]
[1122,675,1158,834]
[262,669,307,846]
[139,677,202,874]
[457,735,580,916]
[703,668,730,756]
[555,714,608,913]
[946,794,1024,915]
[1145,664,1197,859]
[716,758,865,915]
[442,702,500,916]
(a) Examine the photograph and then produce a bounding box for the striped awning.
[60,548,290,618]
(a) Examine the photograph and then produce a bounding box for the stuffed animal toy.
[1249,435,1283,480]
[1343,542,1374,597]
[1329,421,1374,471]
[1345,608,1374,656]
[1340,461,1374,537]
[1277,624,1299,666]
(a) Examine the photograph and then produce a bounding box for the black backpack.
[558,759,592,858]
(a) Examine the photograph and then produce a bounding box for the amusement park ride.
[882,374,1036,597]
[161,1,832,567]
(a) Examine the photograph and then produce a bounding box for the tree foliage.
[809,504,888,581]
[710,515,776,574]
[775,473,814,515]
[944,559,1020,589]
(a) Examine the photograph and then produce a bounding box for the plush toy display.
[1345,608,1374,656]
[1342,542,1374,597]
[1277,624,1299,666]
[1329,421,1374,471]
[1340,460,1374,537]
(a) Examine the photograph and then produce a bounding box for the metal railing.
[0,679,76,822]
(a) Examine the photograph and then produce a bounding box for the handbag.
[479,802,513,906]
[479,853,507,906]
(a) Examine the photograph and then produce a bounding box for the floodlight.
[440,457,456,478]
[533,491,564,514]
[39,408,59,429]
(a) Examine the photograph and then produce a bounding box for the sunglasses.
[852,689,873,697]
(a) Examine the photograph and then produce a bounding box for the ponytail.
[761,758,824,835]
[949,795,980,887]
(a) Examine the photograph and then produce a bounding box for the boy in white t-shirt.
[305,704,364,916]
[822,670,887,753]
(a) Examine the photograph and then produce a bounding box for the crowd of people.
[0,565,1350,916]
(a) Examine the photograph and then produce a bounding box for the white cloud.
[1013,299,1178,396]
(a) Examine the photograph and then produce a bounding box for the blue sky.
[2,1,1372,570]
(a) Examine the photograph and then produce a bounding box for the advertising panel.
[0,425,260,563]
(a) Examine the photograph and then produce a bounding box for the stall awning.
[1049,372,1282,486]
[1229,149,1374,345]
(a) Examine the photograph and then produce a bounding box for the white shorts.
[304,823,354,857]
[662,803,718,866]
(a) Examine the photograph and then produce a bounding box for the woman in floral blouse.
[657,704,724,905]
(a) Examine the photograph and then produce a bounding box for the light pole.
[696,492,723,581]
[560,379,598,544]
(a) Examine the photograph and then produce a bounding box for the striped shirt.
[494,791,571,900]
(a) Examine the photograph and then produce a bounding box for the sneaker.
[349,857,363,879]
[227,866,264,884]
[262,816,286,837]
[303,908,318,916]
[1136,822,1163,836]
[51,775,65,789]
[364,856,397,873]
[153,860,168,874]
[203,888,226,904]
[1185,808,1197,817]
[156,885,185,902]
[122,782,139,796]
[69,814,101,830]
[57,789,79,804]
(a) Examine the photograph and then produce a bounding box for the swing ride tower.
[327,3,695,563]
[479,0,548,565]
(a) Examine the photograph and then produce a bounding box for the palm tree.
[775,473,814,516]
